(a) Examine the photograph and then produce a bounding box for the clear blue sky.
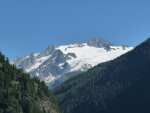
[0,0,150,59]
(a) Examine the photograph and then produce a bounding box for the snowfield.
[13,39,133,88]
[57,43,133,72]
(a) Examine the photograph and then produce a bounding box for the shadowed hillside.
[54,38,150,113]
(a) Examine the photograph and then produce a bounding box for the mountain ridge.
[13,38,133,88]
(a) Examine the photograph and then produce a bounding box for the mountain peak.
[39,45,55,57]
[87,37,112,49]
[13,38,133,88]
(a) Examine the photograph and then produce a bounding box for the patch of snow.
[25,55,51,72]
[58,63,65,69]
[34,53,40,57]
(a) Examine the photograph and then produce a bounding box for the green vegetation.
[54,38,150,113]
[0,52,61,113]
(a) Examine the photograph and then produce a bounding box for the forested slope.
[55,38,150,113]
[0,53,61,113]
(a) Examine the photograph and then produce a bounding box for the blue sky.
[0,0,150,59]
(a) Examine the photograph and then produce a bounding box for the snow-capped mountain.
[13,38,133,88]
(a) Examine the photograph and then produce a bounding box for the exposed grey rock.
[30,49,70,79]
[65,53,77,60]
[51,50,66,64]
[39,45,55,57]
[87,37,112,50]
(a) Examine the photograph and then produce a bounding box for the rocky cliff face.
[87,38,112,50]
